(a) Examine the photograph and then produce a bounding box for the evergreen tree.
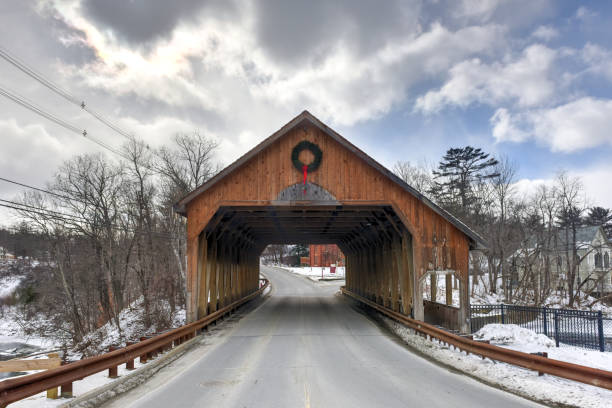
[291,244,309,258]
[430,146,499,216]
[585,206,612,238]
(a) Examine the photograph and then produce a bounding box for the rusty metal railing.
[341,287,612,390]
[0,279,269,407]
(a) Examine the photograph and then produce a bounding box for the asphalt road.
[106,266,542,408]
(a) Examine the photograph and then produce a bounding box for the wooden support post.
[413,269,425,321]
[221,243,228,308]
[401,231,413,316]
[197,234,208,319]
[382,241,391,308]
[395,236,404,312]
[430,272,437,303]
[378,243,386,306]
[446,273,453,306]
[46,353,60,399]
[210,239,218,313]
[391,238,399,312]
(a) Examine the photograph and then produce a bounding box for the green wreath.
[291,140,322,172]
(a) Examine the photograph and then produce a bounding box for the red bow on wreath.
[302,164,308,193]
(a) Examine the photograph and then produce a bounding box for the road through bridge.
[103,266,541,408]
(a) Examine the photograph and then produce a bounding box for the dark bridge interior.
[202,204,408,253]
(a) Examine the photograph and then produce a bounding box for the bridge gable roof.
[174,110,484,247]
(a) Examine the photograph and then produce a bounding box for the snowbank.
[284,266,345,281]
[381,318,612,408]
[474,324,554,348]
[475,324,612,372]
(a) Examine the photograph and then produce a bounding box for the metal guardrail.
[0,279,269,407]
[341,287,612,390]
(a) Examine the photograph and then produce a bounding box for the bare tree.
[392,160,433,194]
[555,172,586,307]
[155,131,221,302]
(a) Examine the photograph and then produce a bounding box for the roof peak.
[173,111,485,248]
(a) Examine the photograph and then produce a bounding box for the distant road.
[105,266,542,407]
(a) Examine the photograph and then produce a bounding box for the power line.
[0,46,145,145]
[0,201,174,239]
[0,198,82,221]
[0,83,130,160]
[0,176,70,201]
[0,177,176,239]
[0,47,81,105]
[0,202,80,224]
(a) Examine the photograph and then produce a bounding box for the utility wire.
[0,47,81,105]
[0,198,82,221]
[0,176,70,201]
[0,46,145,145]
[0,84,131,161]
[0,201,174,239]
[0,177,177,238]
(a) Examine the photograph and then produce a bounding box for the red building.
[309,244,345,267]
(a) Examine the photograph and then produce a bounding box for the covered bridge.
[175,111,484,332]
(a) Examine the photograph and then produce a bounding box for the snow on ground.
[0,275,23,298]
[283,266,345,281]
[381,318,612,408]
[8,358,148,408]
[0,307,59,350]
[75,298,185,357]
[475,324,612,372]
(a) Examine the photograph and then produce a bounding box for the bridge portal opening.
[193,204,422,320]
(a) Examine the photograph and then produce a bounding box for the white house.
[514,225,612,296]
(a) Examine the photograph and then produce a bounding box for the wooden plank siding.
[182,116,474,332]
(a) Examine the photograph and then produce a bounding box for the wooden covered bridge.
[174,111,484,333]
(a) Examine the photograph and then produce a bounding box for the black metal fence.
[470,304,612,352]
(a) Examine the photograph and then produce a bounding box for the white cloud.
[454,0,504,21]
[46,1,508,129]
[491,97,612,152]
[532,25,558,41]
[574,164,612,207]
[513,163,612,209]
[490,108,528,142]
[581,43,612,81]
[575,6,597,21]
[415,44,557,113]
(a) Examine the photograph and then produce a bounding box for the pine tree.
[585,206,612,238]
[430,146,499,215]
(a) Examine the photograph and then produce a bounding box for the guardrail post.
[125,342,135,370]
[553,310,560,347]
[60,379,73,399]
[500,304,505,325]
[108,346,119,378]
[543,307,548,337]
[139,337,149,363]
[598,311,605,352]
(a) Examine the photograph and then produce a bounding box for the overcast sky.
[1,0,612,225]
